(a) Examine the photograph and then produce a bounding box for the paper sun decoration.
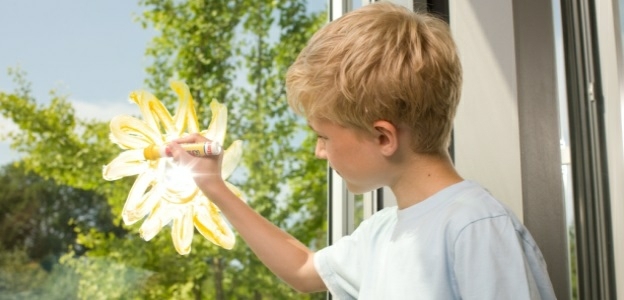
[102,80,243,255]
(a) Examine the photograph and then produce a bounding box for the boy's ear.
[372,120,399,156]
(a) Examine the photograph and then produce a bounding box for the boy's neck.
[390,152,463,210]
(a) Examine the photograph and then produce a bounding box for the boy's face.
[308,118,388,194]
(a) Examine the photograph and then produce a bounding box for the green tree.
[0,163,122,262]
[1,1,328,299]
[0,163,121,299]
[0,247,79,300]
[135,0,328,298]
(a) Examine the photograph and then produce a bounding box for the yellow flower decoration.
[102,80,243,255]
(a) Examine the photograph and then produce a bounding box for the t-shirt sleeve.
[452,215,556,300]
[314,214,379,300]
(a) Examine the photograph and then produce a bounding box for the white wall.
[596,0,624,297]
[450,0,524,219]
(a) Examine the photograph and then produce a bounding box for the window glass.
[552,0,579,298]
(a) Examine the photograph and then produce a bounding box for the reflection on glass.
[552,0,579,298]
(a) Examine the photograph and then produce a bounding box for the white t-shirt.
[314,180,556,300]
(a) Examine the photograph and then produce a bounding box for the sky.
[0,0,151,165]
[0,0,326,166]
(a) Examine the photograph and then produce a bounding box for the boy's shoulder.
[394,180,515,232]
[446,181,509,217]
[358,181,519,237]
[440,181,526,238]
[406,180,508,217]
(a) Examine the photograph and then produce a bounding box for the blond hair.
[286,1,462,154]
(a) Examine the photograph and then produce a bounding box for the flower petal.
[222,140,243,180]
[102,150,148,181]
[200,100,227,145]
[171,206,195,255]
[109,115,162,150]
[122,171,158,225]
[129,90,176,137]
[170,80,200,135]
[139,201,174,241]
[194,199,235,249]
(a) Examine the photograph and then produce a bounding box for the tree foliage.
[0,164,122,261]
[0,68,133,217]
[134,0,328,298]
[0,1,328,299]
[0,163,120,299]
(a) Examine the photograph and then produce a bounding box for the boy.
[169,1,556,299]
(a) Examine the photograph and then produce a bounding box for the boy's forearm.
[196,178,326,293]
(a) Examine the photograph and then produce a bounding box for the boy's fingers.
[166,142,186,161]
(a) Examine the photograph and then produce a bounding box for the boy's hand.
[168,134,225,199]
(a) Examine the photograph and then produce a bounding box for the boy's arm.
[168,138,326,293]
